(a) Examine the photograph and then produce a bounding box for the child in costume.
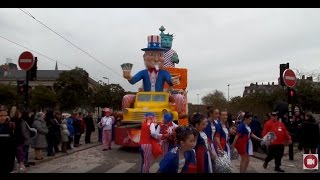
[155,113,178,157]
[158,125,197,173]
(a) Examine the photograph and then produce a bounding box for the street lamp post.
[197,93,200,112]
[103,77,109,85]
[227,84,230,101]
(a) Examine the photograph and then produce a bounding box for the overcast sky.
[1,8,320,104]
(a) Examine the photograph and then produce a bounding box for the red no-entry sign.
[283,69,296,88]
[18,51,35,71]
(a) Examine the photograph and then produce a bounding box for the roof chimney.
[307,76,313,81]
[302,75,305,80]
[272,82,274,85]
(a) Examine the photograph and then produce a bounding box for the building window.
[266,90,268,93]
[253,89,256,93]
[247,90,250,94]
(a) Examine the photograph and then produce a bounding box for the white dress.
[178,158,185,173]
[200,131,213,173]
[223,127,231,160]
[245,125,253,156]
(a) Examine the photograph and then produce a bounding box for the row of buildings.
[0,61,99,89]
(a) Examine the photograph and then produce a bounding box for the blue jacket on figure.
[128,69,173,92]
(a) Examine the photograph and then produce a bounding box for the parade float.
[114,26,189,147]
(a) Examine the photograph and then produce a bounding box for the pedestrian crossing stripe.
[105,163,136,173]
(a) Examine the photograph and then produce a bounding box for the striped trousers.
[161,141,169,158]
[140,144,153,173]
[122,94,185,113]
[102,130,112,149]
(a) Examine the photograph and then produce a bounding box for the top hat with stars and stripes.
[141,35,167,51]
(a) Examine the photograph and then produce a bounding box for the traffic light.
[289,88,296,99]
[279,63,289,86]
[17,80,25,94]
[29,57,37,81]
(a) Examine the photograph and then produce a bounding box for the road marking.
[149,163,159,173]
[105,163,136,173]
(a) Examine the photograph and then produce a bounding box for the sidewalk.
[245,145,320,173]
[251,145,300,160]
[26,130,100,166]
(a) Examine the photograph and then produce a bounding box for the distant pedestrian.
[301,112,320,154]
[84,111,95,144]
[100,108,114,151]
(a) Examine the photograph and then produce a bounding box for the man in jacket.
[262,111,292,172]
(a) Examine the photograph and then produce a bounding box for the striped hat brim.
[141,47,167,51]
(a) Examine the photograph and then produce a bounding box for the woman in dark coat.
[45,110,61,156]
[301,112,320,154]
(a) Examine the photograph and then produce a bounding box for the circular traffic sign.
[304,154,318,169]
[18,51,34,71]
[283,69,296,88]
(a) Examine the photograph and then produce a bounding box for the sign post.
[283,68,297,160]
[18,51,34,110]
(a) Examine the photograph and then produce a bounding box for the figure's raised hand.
[123,70,132,80]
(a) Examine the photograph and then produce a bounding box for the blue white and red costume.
[214,122,228,153]
[194,132,213,173]
[158,147,197,173]
[235,122,253,156]
[139,113,158,173]
[156,120,178,157]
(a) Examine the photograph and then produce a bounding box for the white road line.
[149,163,159,173]
[105,163,136,173]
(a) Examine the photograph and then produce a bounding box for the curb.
[29,143,101,166]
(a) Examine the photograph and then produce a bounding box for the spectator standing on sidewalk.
[97,110,103,143]
[66,113,75,149]
[78,112,86,145]
[46,110,60,156]
[31,112,48,160]
[84,111,95,144]
[0,107,16,173]
[250,115,262,152]
[60,119,70,153]
[12,110,32,172]
[262,111,292,172]
[301,112,320,154]
[72,112,81,147]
